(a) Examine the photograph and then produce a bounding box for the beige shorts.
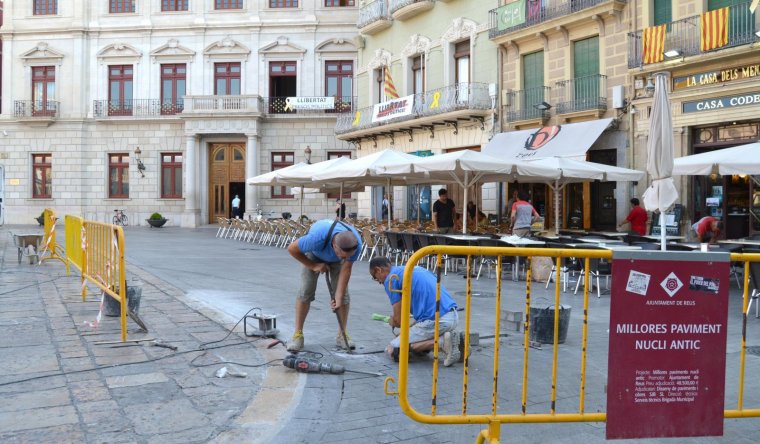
[297,254,351,304]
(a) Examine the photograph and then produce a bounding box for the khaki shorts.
[297,253,351,304]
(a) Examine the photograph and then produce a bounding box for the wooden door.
[209,143,246,223]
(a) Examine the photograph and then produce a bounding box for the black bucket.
[103,280,143,317]
[529,305,571,344]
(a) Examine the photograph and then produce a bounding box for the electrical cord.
[0,276,67,296]
[0,306,281,387]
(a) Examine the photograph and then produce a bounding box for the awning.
[483,118,615,160]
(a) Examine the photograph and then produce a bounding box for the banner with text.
[606,251,729,439]
[372,95,415,123]
[496,0,526,30]
[285,97,335,110]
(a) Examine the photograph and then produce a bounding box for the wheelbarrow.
[11,233,44,264]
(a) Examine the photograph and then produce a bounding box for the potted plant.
[35,211,45,226]
[146,212,168,228]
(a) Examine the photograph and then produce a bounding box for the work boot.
[336,331,355,350]
[286,331,304,352]
[443,330,461,367]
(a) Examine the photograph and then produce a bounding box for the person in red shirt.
[691,216,722,244]
[618,198,648,236]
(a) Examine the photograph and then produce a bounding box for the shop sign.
[682,92,760,113]
[496,0,526,30]
[606,252,729,439]
[410,150,433,157]
[283,97,334,110]
[371,95,414,123]
[673,63,760,90]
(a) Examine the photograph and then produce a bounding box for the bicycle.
[113,209,128,226]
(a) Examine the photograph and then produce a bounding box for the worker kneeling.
[369,257,461,367]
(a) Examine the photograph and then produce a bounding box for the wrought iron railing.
[181,95,262,113]
[358,0,390,29]
[335,82,492,134]
[13,100,59,118]
[627,1,758,68]
[555,74,607,114]
[505,86,551,122]
[93,99,184,117]
[489,0,626,39]
[262,96,356,115]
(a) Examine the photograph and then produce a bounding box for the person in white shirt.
[231,195,241,219]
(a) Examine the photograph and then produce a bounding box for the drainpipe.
[496,45,507,223]
[629,0,638,199]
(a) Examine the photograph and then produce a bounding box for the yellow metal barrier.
[383,245,760,443]
[63,219,128,341]
[40,208,68,272]
[64,215,87,301]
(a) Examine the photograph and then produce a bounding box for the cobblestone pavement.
[2,224,760,443]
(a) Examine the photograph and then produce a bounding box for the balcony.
[13,100,59,119]
[390,0,434,21]
[358,0,392,35]
[262,96,356,116]
[335,82,492,136]
[180,95,262,116]
[489,0,627,42]
[93,99,184,118]
[555,75,607,117]
[627,1,758,69]
[504,87,551,124]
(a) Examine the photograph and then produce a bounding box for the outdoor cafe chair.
[745,248,760,318]
[384,231,405,265]
[544,242,582,292]
[573,246,612,298]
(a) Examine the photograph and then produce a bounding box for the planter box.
[146,218,168,228]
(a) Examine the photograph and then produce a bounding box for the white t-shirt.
[232,197,240,208]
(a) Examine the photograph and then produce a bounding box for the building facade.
[0,0,359,226]
[488,0,633,231]
[336,0,499,222]
[627,0,760,238]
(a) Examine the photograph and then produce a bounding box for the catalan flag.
[642,24,666,64]
[383,67,399,100]
[701,7,729,51]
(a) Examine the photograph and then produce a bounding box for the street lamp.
[304,145,312,164]
[134,147,146,177]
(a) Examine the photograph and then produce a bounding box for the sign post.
[607,251,730,439]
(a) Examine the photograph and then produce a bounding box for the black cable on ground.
[0,275,67,296]
[0,306,280,387]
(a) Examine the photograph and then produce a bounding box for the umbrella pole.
[300,186,304,220]
[417,185,421,228]
[463,172,469,234]
[555,179,560,236]
[660,211,667,251]
[387,178,391,230]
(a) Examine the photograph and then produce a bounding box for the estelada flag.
[642,24,666,64]
[383,67,399,100]
[701,7,729,51]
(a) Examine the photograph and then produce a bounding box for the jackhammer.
[283,354,345,374]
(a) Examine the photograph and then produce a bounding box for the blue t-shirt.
[297,219,362,263]
[384,266,457,322]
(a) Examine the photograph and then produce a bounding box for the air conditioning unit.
[612,85,626,109]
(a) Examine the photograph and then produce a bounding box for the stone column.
[182,134,200,227]
[245,133,259,219]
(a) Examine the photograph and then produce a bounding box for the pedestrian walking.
[231,195,241,219]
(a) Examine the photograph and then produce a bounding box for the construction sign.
[606,251,730,439]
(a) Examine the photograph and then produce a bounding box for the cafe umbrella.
[641,73,679,250]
